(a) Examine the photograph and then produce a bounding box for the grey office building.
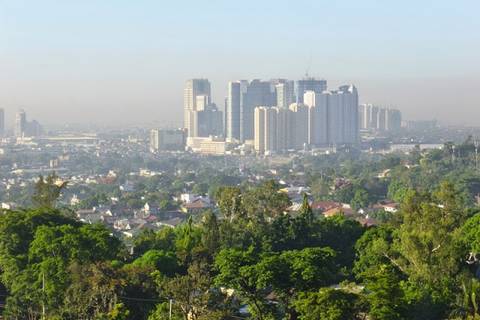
[296,78,327,104]
[240,80,275,142]
[184,79,211,136]
[226,81,242,141]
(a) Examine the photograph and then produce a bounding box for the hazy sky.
[1,0,479,128]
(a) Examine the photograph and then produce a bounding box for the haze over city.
[1,0,479,126]
[4,1,480,319]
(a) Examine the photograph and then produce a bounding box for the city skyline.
[1,0,479,126]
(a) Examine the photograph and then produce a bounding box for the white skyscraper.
[322,85,359,145]
[339,85,359,144]
[275,107,291,152]
[264,107,278,153]
[359,104,401,132]
[288,103,309,149]
[254,106,292,154]
[304,91,328,146]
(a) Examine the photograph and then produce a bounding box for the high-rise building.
[254,107,266,153]
[184,79,211,136]
[296,78,327,104]
[275,80,295,109]
[386,109,402,131]
[193,104,223,137]
[288,103,309,149]
[195,95,210,111]
[226,81,243,141]
[377,107,387,131]
[15,109,27,138]
[150,129,186,152]
[359,104,402,132]
[254,106,289,154]
[27,120,43,137]
[339,85,359,144]
[240,80,275,142]
[324,85,359,145]
[264,107,278,153]
[254,85,360,153]
[304,91,328,146]
[0,108,4,137]
[275,107,291,152]
[358,104,371,130]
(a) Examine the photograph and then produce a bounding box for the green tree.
[158,262,232,320]
[132,249,179,277]
[32,173,68,208]
[294,288,361,320]
[63,262,124,319]
[242,180,291,222]
[214,247,273,320]
[364,264,405,320]
[350,188,370,211]
[133,227,176,258]
[256,247,339,319]
[214,186,244,222]
[354,225,397,281]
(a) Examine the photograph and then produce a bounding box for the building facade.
[15,109,27,138]
[240,80,275,142]
[275,80,295,109]
[150,129,186,152]
[359,104,402,132]
[296,78,327,104]
[184,79,211,137]
[226,81,243,141]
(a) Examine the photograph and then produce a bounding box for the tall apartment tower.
[323,85,359,145]
[15,109,27,138]
[184,79,211,137]
[0,108,4,137]
[275,107,291,152]
[296,78,327,104]
[288,103,309,150]
[254,107,267,153]
[226,81,243,141]
[370,106,379,129]
[359,104,402,132]
[254,106,290,154]
[386,109,402,131]
[275,80,295,109]
[304,91,328,146]
[377,108,387,131]
[358,104,370,130]
[339,85,359,144]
